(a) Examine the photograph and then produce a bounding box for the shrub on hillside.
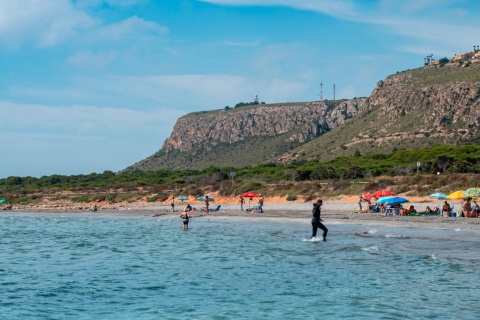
[286,195,297,201]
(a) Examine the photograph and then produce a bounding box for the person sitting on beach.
[357,195,365,212]
[185,204,192,212]
[462,198,472,218]
[401,205,416,215]
[425,206,432,213]
[442,201,451,217]
[470,200,480,218]
[89,205,98,212]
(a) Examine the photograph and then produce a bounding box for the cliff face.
[127,63,480,171]
[369,73,480,127]
[162,100,366,153]
[275,64,480,163]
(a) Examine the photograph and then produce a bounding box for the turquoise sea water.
[1,213,479,319]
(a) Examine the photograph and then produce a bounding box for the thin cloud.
[199,0,357,17]
[0,101,183,134]
[98,16,169,40]
[200,0,480,54]
[67,50,118,69]
[0,1,168,48]
[0,0,95,48]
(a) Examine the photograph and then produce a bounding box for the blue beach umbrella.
[176,196,189,202]
[383,197,409,206]
[196,195,214,201]
[376,196,396,205]
[428,193,447,200]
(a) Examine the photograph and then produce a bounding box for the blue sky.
[1,0,479,178]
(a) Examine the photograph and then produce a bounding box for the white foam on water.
[455,228,462,232]
[367,229,377,234]
[362,245,379,252]
[384,234,407,238]
[303,236,324,242]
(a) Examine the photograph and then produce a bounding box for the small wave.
[303,237,324,242]
[455,228,462,232]
[362,245,379,252]
[384,234,409,239]
[429,253,437,260]
[367,229,377,234]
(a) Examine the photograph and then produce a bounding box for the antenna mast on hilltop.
[319,82,323,101]
[333,84,336,101]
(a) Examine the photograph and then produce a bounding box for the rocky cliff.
[127,62,480,171]
[128,99,366,170]
[277,62,480,163]
[163,100,366,152]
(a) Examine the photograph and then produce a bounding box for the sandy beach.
[8,198,480,232]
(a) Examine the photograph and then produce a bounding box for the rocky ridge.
[162,100,366,152]
[128,63,480,171]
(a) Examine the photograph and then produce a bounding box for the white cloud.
[0,101,182,135]
[0,0,95,47]
[105,73,311,108]
[77,0,148,8]
[199,0,357,17]
[201,0,480,55]
[67,50,118,69]
[0,1,168,48]
[0,100,186,176]
[98,15,168,40]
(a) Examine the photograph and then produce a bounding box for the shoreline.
[6,204,480,232]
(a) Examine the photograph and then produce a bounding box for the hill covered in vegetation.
[2,145,480,206]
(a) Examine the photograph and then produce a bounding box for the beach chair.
[210,205,221,212]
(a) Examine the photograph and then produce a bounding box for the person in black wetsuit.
[311,199,328,241]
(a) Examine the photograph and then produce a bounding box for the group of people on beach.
[441,199,480,218]
[238,194,264,213]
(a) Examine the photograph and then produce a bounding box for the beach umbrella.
[176,196,189,202]
[383,197,409,206]
[242,192,258,209]
[462,188,480,198]
[428,192,447,200]
[0,199,5,204]
[242,191,258,198]
[361,193,375,201]
[446,190,465,199]
[195,195,214,201]
[373,190,394,198]
[376,196,396,204]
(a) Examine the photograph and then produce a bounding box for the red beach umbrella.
[373,190,394,198]
[242,192,258,209]
[362,193,375,201]
[242,191,258,198]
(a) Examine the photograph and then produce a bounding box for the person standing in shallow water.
[311,199,328,241]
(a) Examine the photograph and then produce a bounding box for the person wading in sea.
[311,199,328,241]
